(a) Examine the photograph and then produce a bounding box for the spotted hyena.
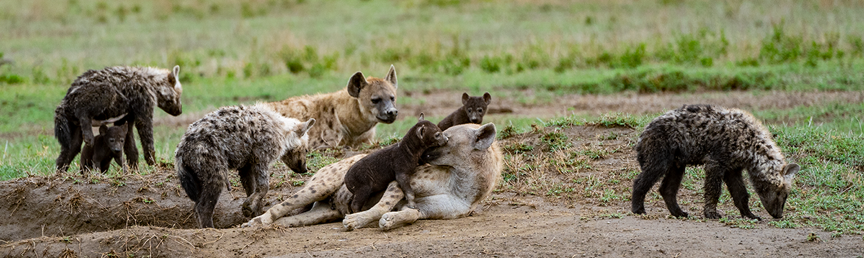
[437,92,491,131]
[632,104,800,220]
[55,66,184,172]
[263,65,399,149]
[344,113,448,213]
[176,104,315,228]
[242,123,501,231]
[80,124,129,174]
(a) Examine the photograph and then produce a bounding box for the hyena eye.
[371,98,381,104]
[478,108,483,113]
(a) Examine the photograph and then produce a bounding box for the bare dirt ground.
[2,90,863,257]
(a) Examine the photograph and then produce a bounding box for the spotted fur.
[55,66,183,172]
[264,65,399,150]
[175,104,314,228]
[632,104,800,220]
[241,123,502,230]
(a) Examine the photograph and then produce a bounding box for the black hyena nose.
[387,110,398,116]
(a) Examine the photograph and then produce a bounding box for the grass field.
[1,0,862,236]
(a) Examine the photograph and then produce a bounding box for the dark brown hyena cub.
[80,124,129,173]
[176,104,314,228]
[344,113,448,213]
[437,92,492,131]
[632,104,800,220]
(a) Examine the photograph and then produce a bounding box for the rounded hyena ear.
[172,65,182,92]
[483,92,491,105]
[473,123,496,150]
[296,118,316,136]
[346,71,368,98]
[418,112,425,121]
[783,163,800,181]
[385,64,397,89]
[99,124,108,135]
[461,92,469,105]
[416,124,426,139]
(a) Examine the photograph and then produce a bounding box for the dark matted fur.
[80,124,129,173]
[632,104,800,220]
[54,66,184,172]
[437,92,492,131]
[175,104,315,228]
[344,114,448,213]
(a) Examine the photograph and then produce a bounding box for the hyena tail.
[54,107,71,149]
[177,158,202,202]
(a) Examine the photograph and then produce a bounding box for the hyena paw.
[703,210,722,219]
[379,213,398,231]
[742,213,762,221]
[242,204,254,218]
[241,213,273,228]
[670,210,689,218]
[343,213,372,231]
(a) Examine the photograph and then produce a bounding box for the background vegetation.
[0,0,861,235]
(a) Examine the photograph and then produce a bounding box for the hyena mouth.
[377,114,397,124]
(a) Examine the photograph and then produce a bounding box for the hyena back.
[55,66,183,172]
[632,105,799,220]
[175,104,314,228]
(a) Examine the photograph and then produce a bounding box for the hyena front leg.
[122,121,139,170]
[274,200,344,227]
[242,158,356,227]
[724,168,761,220]
[344,181,403,231]
[135,116,156,166]
[658,165,688,217]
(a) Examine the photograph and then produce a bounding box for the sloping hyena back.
[632,104,799,220]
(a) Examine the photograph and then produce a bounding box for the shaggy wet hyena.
[632,104,800,220]
[80,124,129,174]
[55,66,184,172]
[344,113,448,213]
[437,92,492,131]
[176,104,315,228]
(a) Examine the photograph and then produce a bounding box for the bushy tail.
[54,107,71,150]
[176,157,201,202]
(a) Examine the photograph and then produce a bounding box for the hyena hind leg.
[631,161,670,215]
[702,163,726,219]
[195,181,223,228]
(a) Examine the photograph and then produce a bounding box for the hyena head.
[414,113,448,147]
[754,163,800,219]
[346,65,398,124]
[461,92,492,124]
[420,123,496,166]
[281,118,316,173]
[157,65,183,116]
[99,124,128,153]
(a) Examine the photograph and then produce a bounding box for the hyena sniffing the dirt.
[80,124,129,174]
[264,65,399,149]
[632,104,800,220]
[437,92,491,131]
[175,104,315,228]
[344,113,448,213]
[55,66,184,172]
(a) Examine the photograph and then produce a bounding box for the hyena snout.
[377,107,398,123]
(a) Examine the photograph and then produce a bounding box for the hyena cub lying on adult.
[632,104,799,220]
[344,113,448,213]
[80,124,129,173]
[176,104,315,228]
[437,92,492,131]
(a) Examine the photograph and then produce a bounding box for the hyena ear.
[461,92,469,105]
[783,163,800,181]
[418,112,425,121]
[483,92,492,105]
[99,124,108,135]
[297,118,316,136]
[473,123,496,150]
[385,64,397,89]
[346,71,368,98]
[416,124,426,139]
[172,65,182,91]
[119,124,128,135]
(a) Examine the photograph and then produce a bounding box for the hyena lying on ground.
[344,113,448,213]
[55,66,184,171]
[632,104,800,220]
[242,123,501,231]
[264,65,399,150]
[80,124,129,173]
[176,104,315,228]
[437,92,491,131]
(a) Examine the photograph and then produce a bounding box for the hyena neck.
[744,135,786,186]
[448,149,497,202]
[334,91,378,137]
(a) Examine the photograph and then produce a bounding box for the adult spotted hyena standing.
[175,104,315,228]
[264,65,399,149]
[54,66,184,172]
[632,104,800,220]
